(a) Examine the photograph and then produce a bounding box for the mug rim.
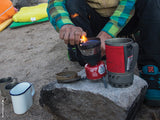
[10,82,32,96]
[0,77,12,83]
[105,38,133,46]
[5,82,19,90]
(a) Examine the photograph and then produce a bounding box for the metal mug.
[105,38,139,88]
[0,77,18,97]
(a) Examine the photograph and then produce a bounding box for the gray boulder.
[39,73,147,120]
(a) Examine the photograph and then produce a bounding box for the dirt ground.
[0,8,160,120]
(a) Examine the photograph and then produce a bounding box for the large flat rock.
[40,71,147,120]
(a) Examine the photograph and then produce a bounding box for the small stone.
[11,0,39,9]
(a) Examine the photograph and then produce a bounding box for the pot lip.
[10,82,32,96]
[105,38,133,46]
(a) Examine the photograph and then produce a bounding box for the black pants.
[66,0,160,70]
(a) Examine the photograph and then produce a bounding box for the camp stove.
[78,36,107,88]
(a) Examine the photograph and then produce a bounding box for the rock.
[39,73,147,120]
[11,0,39,9]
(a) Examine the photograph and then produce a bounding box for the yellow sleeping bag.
[13,3,48,22]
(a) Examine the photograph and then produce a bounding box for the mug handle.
[131,42,139,70]
[11,78,18,84]
[31,84,35,97]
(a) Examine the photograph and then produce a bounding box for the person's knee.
[66,0,86,14]
[136,0,160,21]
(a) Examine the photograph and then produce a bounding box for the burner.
[78,37,106,83]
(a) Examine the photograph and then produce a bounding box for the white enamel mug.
[10,82,35,114]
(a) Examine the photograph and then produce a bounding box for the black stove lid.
[79,37,101,50]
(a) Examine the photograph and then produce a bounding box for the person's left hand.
[97,31,112,57]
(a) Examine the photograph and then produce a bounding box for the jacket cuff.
[102,21,121,38]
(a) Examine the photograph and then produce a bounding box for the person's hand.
[59,25,86,45]
[97,31,112,57]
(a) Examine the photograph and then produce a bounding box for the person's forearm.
[47,0,74,32]
[102,0,136,37]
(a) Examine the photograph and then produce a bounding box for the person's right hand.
[59,25,86,45]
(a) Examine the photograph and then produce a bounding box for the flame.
[71,13,79,18]
[80,35,88,43]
